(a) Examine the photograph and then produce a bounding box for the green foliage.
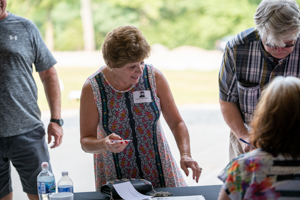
[92,1,140,49]
[52,1,83,50]
[7,0,261,50]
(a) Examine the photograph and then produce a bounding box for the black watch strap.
[50,119,64,126]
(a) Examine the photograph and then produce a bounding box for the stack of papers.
[113,182,152,200]
[152,196,205,200]
[113,182,205,200]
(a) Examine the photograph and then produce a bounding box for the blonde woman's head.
[251,76,300,158]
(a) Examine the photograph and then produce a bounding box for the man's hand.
[39,67,62,149]
[47,122,63,148]
[239,136,255,153]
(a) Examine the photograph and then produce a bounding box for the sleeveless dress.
[88,64,187,190]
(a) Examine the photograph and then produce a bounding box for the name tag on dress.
[133,90,152,103]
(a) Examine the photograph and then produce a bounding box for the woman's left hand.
[180,155,202,183]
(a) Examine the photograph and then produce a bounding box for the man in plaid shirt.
[219,0,300,160]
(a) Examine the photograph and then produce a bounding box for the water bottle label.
[38,181,56,194]
[58,185,73,193]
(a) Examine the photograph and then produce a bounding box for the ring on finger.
[113,147,116,151]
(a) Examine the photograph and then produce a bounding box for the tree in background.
[38,0,56,51]
[10,0,300,51]
[81,0,95,51]
[7,0,83,50]
[7,0,61,51]
[94,0,258,49]
[7,0,87,51]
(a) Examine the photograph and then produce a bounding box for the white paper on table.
[152,195,205,200]
[113,181,152,200]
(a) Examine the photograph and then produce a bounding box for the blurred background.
[5,0,275,199]
[8,0,261,52]
[6,0,267,110]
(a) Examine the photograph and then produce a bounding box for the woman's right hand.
[104,133,130,153]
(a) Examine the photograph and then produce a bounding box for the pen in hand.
[111,140,132,143]
[239,138,256,149]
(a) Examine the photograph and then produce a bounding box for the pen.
[111,140,132,143]
[239,138,256,148]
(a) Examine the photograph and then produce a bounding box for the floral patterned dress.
[218,149,300,200]
[88,64,187,190]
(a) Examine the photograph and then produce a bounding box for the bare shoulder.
[82,79,92,90]
[151,66,171,98]
[80,79,94,101]
[80,79,98,120]
[153,66,163,76]
[153,66,167,85]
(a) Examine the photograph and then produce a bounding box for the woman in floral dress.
[80,25,201,190]
[218,76,300,200]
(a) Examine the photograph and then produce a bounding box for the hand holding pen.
[111,139,132,143]
[105,133,131,153]
[239,138,256,149]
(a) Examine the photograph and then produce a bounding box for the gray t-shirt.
[0,13,57,137]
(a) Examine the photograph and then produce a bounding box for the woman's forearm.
[171,121,191,156]
[81,136,108,154]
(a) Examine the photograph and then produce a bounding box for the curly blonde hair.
[250,76,300,159]
[102,25,151,69]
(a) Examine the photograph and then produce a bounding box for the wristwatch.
[50,119,64,126]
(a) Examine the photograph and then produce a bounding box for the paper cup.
[49,192,74,200]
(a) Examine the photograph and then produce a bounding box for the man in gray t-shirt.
[0,1,63,199]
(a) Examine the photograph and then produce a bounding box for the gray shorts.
[0,126,52,198]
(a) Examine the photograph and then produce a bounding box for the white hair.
[254,0,300,46]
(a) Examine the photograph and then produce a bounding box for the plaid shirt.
[219,28,300,124]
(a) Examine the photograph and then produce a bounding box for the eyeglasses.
[265,40,297,49]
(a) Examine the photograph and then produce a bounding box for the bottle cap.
[41,162,49,167]
[62,171,68,176]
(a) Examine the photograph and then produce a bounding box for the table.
[74,185,222,200]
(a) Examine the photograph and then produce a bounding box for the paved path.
[11,104,230,199]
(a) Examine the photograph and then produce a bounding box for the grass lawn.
[33,67,219,111]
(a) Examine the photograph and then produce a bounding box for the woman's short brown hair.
[250,76,300,159]
[102,25,151,69]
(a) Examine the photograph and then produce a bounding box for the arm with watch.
[39,67,64,148]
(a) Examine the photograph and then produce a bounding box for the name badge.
[133,90,152,103]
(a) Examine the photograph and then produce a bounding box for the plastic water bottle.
[57,171,74,193]
[37,162,56,200]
